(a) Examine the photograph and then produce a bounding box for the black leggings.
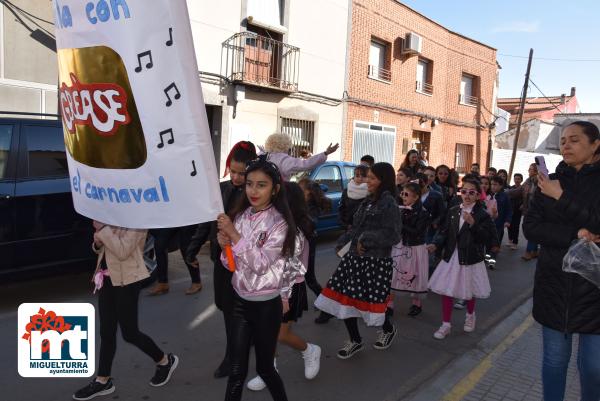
[304,236,322,297]
[152,226,200,283]
[508,211,522,244]
[97,279,164,377]
[226,295,287,401]
[344,308,394,344]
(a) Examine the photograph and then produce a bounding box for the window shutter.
[247,0,282,28]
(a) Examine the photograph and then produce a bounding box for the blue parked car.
[291,161,358,233]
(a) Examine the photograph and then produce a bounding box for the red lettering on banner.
[60,73,131,136]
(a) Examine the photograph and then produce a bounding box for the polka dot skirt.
[325,254,393,306]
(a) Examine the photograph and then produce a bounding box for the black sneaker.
[373,325,397,350]
[150,353,179,387]
[72,378,115,400]
[336,341,363,359]
[314,311,333,324]
[408,305,422,317]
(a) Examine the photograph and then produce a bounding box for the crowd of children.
[77,132,536,401]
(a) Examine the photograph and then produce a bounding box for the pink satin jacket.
[221,206,303,300]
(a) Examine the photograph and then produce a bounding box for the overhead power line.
[498,53,600,62]
[528,78,566,115]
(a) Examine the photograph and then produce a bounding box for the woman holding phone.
[523,120,600,401]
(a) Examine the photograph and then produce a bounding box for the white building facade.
[188,0,349,172]
[1,0,349,173]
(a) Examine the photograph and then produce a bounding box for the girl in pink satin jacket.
[216,156,298,401]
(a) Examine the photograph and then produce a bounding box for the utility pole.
[507,48,534,184]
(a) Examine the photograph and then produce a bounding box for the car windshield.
[290,170,311,182]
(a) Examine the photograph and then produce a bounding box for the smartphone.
[535,156,549,177]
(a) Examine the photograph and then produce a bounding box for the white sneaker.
[464,313,476,332]
[302,343,321,380]
[246,359,276,391]
[246,375,266,391]
[433,323,451,340]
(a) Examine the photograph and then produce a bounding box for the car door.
[14,122,92,270]
[0,122,18,271]
[312,164,344,232]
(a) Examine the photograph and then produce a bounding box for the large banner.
[52,0,223,228]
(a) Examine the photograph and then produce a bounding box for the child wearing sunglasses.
[426,178,498,340]
[390,182,432,317]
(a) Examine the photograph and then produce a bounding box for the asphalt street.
[0,231,536,401]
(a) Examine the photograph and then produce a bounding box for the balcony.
[222,32,300,92]
[459,94,479,107]
[416,80,433,96]
[368,65,391,82]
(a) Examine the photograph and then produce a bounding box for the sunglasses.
[400,191,413,197]
[460,189,478,196]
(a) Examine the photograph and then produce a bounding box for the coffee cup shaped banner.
[58,46,147,169]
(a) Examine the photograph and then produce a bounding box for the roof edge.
[392,1,497,51]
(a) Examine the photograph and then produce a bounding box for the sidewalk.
[407,299,582,401]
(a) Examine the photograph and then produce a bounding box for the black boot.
[214,358,230,379]
[315,311,333,324]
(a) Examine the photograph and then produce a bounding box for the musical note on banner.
[166,27,174,46]
[190,160,197,176]
[134,50,153,73]
[164,83,181,107]
[157,129,175,149]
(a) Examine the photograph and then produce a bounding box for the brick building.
[344,0,498,172]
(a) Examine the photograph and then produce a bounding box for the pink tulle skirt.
[390,242,429,297]
[428,249,491,300]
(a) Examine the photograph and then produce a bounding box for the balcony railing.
[416,80,433,95]
[459,94,479,107]
[222,32,300,92]
[368,65,391,82]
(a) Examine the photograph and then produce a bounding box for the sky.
[399,0,600,113]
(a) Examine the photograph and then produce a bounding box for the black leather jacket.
[523,161,600,334]
[185,181,244,263]
[400,201,431,246]
[336,191,401,258]
[433,203,498,265]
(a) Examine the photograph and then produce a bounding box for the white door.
[416,59,427,91]
[460,75,473,101]
[369,41,386,74]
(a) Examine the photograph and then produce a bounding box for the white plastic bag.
[562,239,600,289]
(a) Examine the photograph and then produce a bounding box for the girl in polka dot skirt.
[315,163,401,359]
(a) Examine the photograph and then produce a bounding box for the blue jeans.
[527,241,539,253]
[542,325,600,401]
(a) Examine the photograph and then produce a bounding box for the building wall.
[345,0,496,168]
[189,0,348,173]
[0,0,58,115]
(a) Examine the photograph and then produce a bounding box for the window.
[314,165,342,193]
[352,121,396,165]
[246,0,283,27]
[343,166,357,181]
[280,117,315,158]
[460,74,479,106]
[0,125,13,180]
[455,143,474,174]
[416,58,433,95]
[25,125,68,178]
[368,39,391,82]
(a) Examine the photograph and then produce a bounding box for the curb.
[404,297,534,401]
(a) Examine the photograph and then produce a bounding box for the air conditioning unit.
[403,32,422,55]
